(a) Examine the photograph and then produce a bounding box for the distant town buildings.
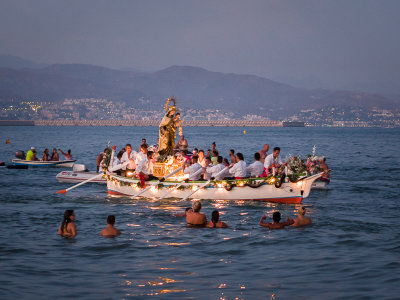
[0,98,399,127]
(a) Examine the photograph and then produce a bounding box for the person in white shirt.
[120,144,137,171]
[264,147,283,170]
[183,155,203,181]
[135,151,156,180]
[228,153,247,179]
[112,151,124,167]
[247,152,264,177]
[202,157,214,180]
[198,150,206,167]
[135,144,147,165]
[206,156,228,180]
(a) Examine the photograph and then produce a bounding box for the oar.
[158,167,204,199]
[130,166,183,199]
[180,167,228,201]
[56,161,129,194]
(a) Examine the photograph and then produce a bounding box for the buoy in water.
[243,130,247,134]
[5,139,10,144]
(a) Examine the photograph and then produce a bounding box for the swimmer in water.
[100,215,121,238]
[58,210,77,238]
[291,206,312,227]
[186,201,207,227]
[259,211,294,229]
[206,210,228,228]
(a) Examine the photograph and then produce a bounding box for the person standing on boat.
[42,148,50,161]
[229,149,237,165]
[175,134,188,152]
[320,157,330,179]
[205,156,228,180]
[264,147,283,169]
[291,207,312,227]
[59,148,72,160]
[228,153,247,179]
[247,152,264,177]
[211,150,218,165]
[183,155,202,181]
[96,148,107,172]
[26,147,35,161]
[258,144,269,164]
[198,150,206,167]
[51,148,60,161]
[211,142,217,153]
[141,138,149,148]
[259,211,294,229]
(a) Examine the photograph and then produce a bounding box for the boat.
[311,177,330,189]
[100,98,326,204]
[12,158,76,168]
[106,172,324,204]
[56,164,106,183]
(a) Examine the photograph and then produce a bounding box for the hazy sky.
[1,0,400,93]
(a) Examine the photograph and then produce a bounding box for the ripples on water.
[0,127,399,299]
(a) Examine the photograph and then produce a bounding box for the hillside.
[0,59,398,118]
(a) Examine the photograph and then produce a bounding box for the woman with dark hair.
[51,148,59,161]
[58,210,77,238]
[206,210,228,228]
[42,148,50,161]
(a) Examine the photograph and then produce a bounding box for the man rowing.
[183,156,202,181]
[227,153,247,179]
[205,156,228,180]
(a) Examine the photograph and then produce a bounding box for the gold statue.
[158,97,180,157]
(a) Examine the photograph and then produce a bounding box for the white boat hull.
[106,172,323,204]
[56,171,106,184]
[12,159,76,168]
[311,178,330,189]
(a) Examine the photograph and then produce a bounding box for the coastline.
[0,119,290,127]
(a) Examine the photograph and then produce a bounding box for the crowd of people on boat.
[22,146,73,161]
[58,203,312,239]
[99,138,329,182]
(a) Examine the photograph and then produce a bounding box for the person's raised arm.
[58,148,67,156]
[259,214,271,228]
[282,217,294,227]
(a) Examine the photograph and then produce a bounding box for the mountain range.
[0,54,398,118]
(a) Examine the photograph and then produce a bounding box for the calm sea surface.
[0,126,399,299]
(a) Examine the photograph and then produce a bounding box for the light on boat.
[126,171,134,177]
[268,177,276,184]
[237,181,245,187]
[296,181,303,188]
[151,186,158,191]
[191,185,198,190]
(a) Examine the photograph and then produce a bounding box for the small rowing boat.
[56,164,106,183]
[12,158,76,168]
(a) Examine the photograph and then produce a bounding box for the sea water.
[0,126,399,299]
